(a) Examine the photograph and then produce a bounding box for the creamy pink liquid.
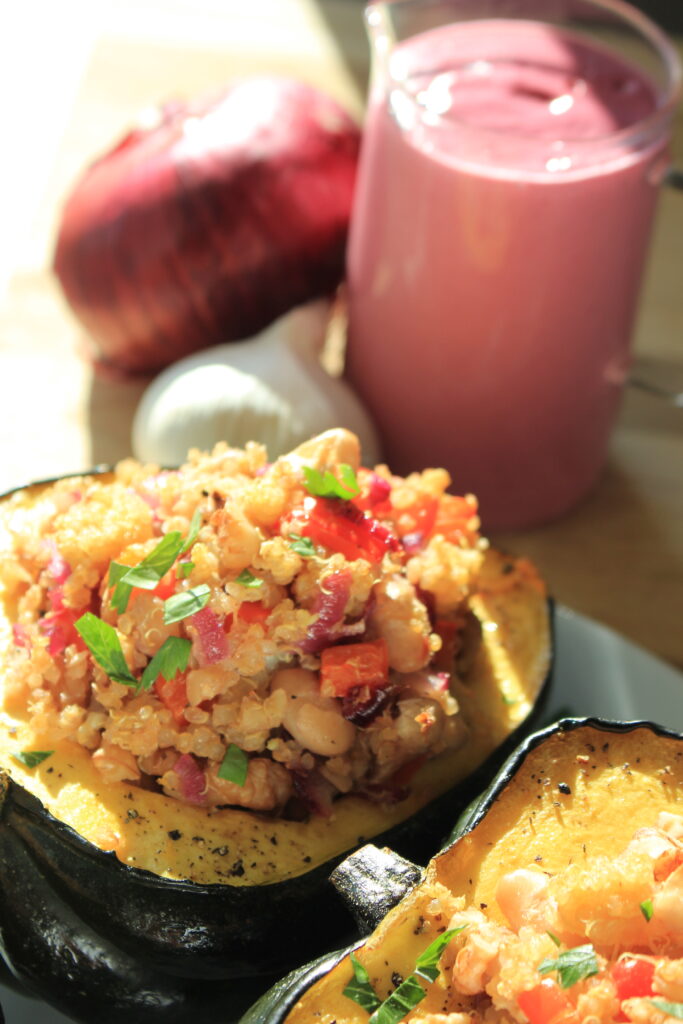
[346,20,665,529]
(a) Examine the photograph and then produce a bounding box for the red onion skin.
[53,78,361,375]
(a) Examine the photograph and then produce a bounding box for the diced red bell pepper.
[517,979,575,1024]
[654,847,683,882]
[394,496,438,542]
[320,638,389,697]
[612,956,655,1021]
[155,673,188,725]
[237,602,270,625]
[291,498,399,564]
[40,598,87,657]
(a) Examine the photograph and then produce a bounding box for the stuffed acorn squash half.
[245,718,683,1024]
[0,429,551,1023]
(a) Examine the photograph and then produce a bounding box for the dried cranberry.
[341,686,391,726]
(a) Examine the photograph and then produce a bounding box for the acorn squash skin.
[240,718,683,1024]
[0,473,552,1022]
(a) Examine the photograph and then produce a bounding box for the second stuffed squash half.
[252,718,683,1024]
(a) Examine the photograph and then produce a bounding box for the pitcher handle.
[628,165,683,407]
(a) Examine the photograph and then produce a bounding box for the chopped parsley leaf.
[13,750,54,769]
[303,464,359,500]
[140,637,192,691]
[163,585,211,625]
[538,944,599,989]
[218,744,248,786]
[235,570,263,588]
[288,533,316,558]
[75,612,138,687]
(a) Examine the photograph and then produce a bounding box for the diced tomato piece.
[612,956,655,1020]
[517,979,575,1024]
[155,673,188,725]
[237,602,270,625]
[393,496,438,541]
[320,638,389,697]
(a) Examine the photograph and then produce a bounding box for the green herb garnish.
[303,464,359,500]
[343,927,464,1024]
[217,744,248,786]
[140,637,192,691]
[163,585,211,625]
[13,750,54,768]
[343,953,381,1013]
[178,561,194,579]
[75,612,138,686]
[369,975,426,1024]
[412,928,464,983]
[650,1001,683,1019]
[110,512,202,613]
[181,508,202,553]
[640,898,654,922]
[538,944,599,989]
[288,533,316,558]
[547,931,561,947]
[235,570,263,588]
[113,531,185,599]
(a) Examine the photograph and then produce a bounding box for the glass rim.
[365,0,683,150]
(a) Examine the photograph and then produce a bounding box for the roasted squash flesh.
[281,722,683,1022]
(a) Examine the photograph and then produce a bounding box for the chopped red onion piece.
[173,754,206,805]
[191,606,228,665]
[300,569,352,654]
[45,542,71,585]
[12,624,30,649]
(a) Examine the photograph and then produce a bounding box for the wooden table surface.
[2,0,682,669]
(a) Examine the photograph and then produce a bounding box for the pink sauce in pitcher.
[345,20,665,529]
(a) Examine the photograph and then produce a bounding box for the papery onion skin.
[53,78,361,375]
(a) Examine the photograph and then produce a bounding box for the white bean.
[271,667,355,757]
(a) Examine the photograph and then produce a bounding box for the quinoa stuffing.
[0,428,490,817]
[379,811,683,1023]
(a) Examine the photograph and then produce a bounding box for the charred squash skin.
[0,475,552,1022]
[243,719,683,1024]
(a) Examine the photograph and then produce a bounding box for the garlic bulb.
[132,301,382,466]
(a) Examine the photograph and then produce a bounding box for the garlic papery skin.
[132,301,382,467]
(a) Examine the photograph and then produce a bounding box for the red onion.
[300,568,352,654]
[45,542,71,585]
[173,754,206,805]
[190,606,228,665]
[53,77,360,375]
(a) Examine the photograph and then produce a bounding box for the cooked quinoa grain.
[0,429,489,816]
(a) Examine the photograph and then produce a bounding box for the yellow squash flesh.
[284,724,683,1021]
